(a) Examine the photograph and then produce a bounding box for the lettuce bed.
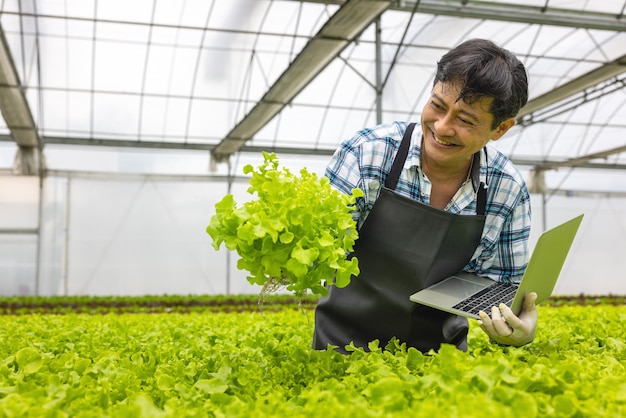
[0,298,625,417]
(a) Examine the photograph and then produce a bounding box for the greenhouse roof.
[1,0,626,180]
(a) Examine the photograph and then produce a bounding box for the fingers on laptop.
[477,310,499,336]
[498,303,523,330]
[490,305,514,336]
[477,306,514,337]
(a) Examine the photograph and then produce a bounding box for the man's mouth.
[434,136,456,146]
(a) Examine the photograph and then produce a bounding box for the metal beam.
[42,169,252,184]
[0,22,42,174]
[0,228,39,234]
[538,188,626,199]
[303,0,626,31]
[0,24,39,147]
[211,0,393,162]
[4,134,626,171]
[527,144,626,172]
[518,53,626,120]
[26,134,338,157]
[407,0,626,31]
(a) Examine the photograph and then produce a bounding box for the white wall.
[1,168,626,297]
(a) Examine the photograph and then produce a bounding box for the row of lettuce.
[1,302,625,417]
[1,293,624,315]
[0,294,318,315]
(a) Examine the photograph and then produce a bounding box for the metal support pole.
[225,160,233,295]
[541,191,547,232]
[375,17,383,124]
[63,175,71,296]
[34,176,43,295]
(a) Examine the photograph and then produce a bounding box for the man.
[313,38,537,353]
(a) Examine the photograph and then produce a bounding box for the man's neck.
[422,156,472,185]
[422,156,473,209]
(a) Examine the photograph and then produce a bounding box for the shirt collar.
[404,123,487,192]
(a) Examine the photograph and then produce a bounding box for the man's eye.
[459,118,474,126]
[431,101,442,109]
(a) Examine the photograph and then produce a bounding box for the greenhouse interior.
[1,0,626,298]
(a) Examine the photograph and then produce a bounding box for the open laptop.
[409,214,584,319]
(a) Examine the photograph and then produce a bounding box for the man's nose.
[434,113,455,136]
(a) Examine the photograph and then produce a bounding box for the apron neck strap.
[385,122,488,216]
[476,182,487,216]
[384,122,415,190]
[474,148,488,216]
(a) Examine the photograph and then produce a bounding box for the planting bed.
[0,294,625,417]
[1,294,623,315]
[0,294,319,315]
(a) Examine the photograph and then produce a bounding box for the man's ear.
[491,118,516,141]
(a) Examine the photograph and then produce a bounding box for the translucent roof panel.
[0,0,338,143]
[0,0,625,190]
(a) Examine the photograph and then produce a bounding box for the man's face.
[420,81,514,170]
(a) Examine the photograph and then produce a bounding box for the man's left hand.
[477,292,538,346]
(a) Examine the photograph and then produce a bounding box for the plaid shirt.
[325,121,531,283]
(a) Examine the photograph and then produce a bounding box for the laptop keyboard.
[452,282,518,316]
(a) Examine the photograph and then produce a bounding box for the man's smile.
[428,128,459,147]
[433,136,457,146]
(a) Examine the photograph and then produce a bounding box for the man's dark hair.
[434,38,529,128]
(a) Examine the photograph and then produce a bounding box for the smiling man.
[313,39,535,353]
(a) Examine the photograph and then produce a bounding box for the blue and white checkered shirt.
[325,121,531,283]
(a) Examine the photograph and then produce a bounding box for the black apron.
[313,123,487,353]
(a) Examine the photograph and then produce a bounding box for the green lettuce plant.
[1,304,625,416]
[207,152,363,298]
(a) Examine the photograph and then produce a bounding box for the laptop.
[409,214,584,319]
